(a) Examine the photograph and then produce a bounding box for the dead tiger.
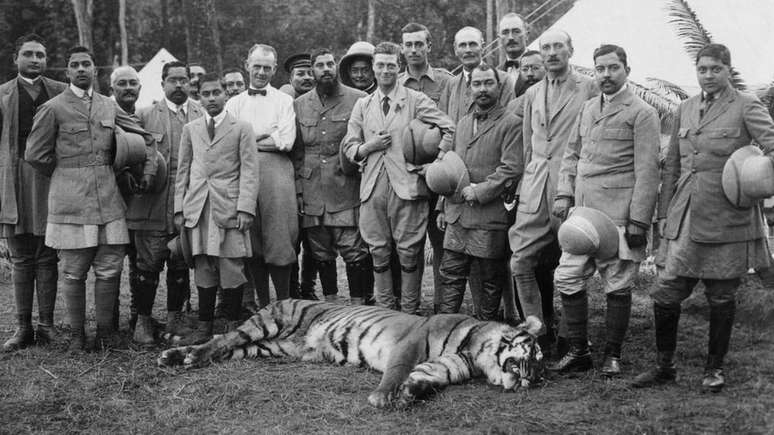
[158,299,544,408]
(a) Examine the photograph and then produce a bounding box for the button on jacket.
[660,86,774,243]
[557,86,660,228]
[25,87,156,225]
[293,84,365,216]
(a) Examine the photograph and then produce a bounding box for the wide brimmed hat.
[403,119,442,165]
[113,126,147,171]
[426,151,470,196]
[167,229,194,269]
[558,207,619,260]
[722,145,767,208]
[339,41,375,87]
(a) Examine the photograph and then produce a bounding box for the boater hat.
[558,207,619,260]
[425,151,470,196]
[402,119,442,165]
[113,126,147,171]
[722,145,767,208]
[167,229,194,269]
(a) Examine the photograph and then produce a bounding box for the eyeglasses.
[520,65,543,73]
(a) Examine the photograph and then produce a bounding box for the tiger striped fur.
[158,299,545,408]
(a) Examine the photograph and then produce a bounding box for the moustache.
[601,80,614,86]
[120,90,138,97]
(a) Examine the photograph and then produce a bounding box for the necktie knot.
[473,110,489,121]
[248,88,267,96]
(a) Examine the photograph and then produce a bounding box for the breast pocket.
[298,118,318,144]
[704,128,740,156]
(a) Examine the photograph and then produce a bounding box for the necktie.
[82,92,91,111]
[504,59,519,70]
[382,96,390,116]
[248,88,267,96]
[207,117,215,141]
[700,94,715,119]
[176,106,187,124]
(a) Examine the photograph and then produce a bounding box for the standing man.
[25,46,157,351]
[436,63,523,320]
[188,64,206,102]
[399,22,453,312]
[551,45,660,375]
[440,26,517,124]
[342,42,454,314]
[110,66,141,115]
[279,53,315,99]
[509,29,597,354]
[293,49,372,304]
[339,42,377,94]
[223,68,246,98]
[226,44,298,307]
[174,73,259,344]
[0,34,66,351]
[497,13,530,97]
[633,44,774,392]
[126,61,204,344]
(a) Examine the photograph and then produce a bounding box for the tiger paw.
[158,346,192,367]
[182,345,217,368]
[367,390,392,408]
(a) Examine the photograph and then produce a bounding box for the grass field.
[0,259,772,434]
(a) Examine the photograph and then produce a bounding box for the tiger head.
[495,316,544,390]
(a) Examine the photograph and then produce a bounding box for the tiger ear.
[520,316,542,337]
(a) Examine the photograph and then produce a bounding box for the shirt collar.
[18,75,40,86]
[69,84,92,98]
[375,84,399,102]
[248,84,274,94]
[702,84,729,102]
[404,65,436,83]
[546,68,571,85]
[205,109,227,127]
[165,97,188,114]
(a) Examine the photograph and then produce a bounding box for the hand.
[461,185,477,203]
[437,150,446,160]
[436,212,446,231]
[174,212,184,231]
[625,223,648,248]
[297,196,305,215]
[139,174,155,192]
[117,170,139,194]
[237,212,254,232]
[416,163,430,177]
[363,132,391,155]
[552,197,573,221]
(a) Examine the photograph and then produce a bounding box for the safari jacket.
[0,76,66,233]
[293,84,365,216]
[660,86,774,243]
[127,99,204,232]
[25,87,156,225]
[557,86,660,227]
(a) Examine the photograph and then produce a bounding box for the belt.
[57,152,114,168]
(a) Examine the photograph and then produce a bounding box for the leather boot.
[133,314,155,345]
[35,312,56,346]
[346,258,373,306]
[602,291,632,377]
[94,278,119,343]
[133,270,159,338]
[63,277,86,353]
[215,287,228,319]
[702,301,735,392]
[373,267,395,309]
[632,303,680,388]
[514,272,546,331]
[550,291,592,373]
[165,311,186,337]
[300,250,318,300]
[67,327,87,354]
[318,259,338,300]
[128,268,140,330]
[400,268,423,315]
[3,314,34,351]
[95,325,122,351]
[177,320,214,345]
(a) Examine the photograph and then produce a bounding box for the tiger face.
[495,316,545,390]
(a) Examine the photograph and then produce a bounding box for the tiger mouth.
[503,356,545,388]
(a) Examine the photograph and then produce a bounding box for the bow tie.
[473,110,490,121]
[504,59,519,69]
[248,88,267,96]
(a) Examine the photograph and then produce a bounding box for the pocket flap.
[602,128,633,140]
[707,128,741,139]
[61,122,89,134]
[151,132,165,143]
[299,118,318,127]
[678,127,690,138]
[298,166,313,179]
[100,119,115,129]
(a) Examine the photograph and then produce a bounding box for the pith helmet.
[558,207,619,260]
[113,126,147,171]
[402,119,442,165]
[722,145,764,208]
[425,151,470,196]
[167,229,194,269]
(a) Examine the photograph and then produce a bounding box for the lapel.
[188,100,204,120]
[1,79,19,130]
[63,87,91,118]
[192,116,210,146]
[549,72,578,123]
[698,87,734,129]
[210,112,233,146]
[533,78,548,122]
[594,87,633,125]
[384,85,408,129]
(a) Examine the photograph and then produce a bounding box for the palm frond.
[645,77,690,101]
[665,0,746,90]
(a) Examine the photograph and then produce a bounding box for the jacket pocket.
[298,166,313,179]
[100,119,115,129]
[602,128,633,140]
[704,128,740,156]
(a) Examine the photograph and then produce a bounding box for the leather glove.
[552,197,573,221]
[625,223,648,248]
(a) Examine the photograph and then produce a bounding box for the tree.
[204,0,223,74]
[70,0,94,50]
[118,0,128,65]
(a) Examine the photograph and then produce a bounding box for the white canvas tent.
[136,48,178,109]
[530,0,774,94]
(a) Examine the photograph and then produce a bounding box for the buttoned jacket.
[660,87,774,243]
[174,112,259,229]
[439,67,517,125]
[25,88,156,225]
[444,105,523,230]
[0,77,66,230]
[127,99,204,231]
[557,87,660,227]
[342,84,455,202]
[293,84,365,216]
[519,71,598,215]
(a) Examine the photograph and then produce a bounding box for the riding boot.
[550,291,592,373]
[346,258,373,305]
[300,250,318,300]
[602,291,632,377]
[178,286,217,345]
[2,314,34,351]
[35,261,58,344]
[133,270,159,344]
[35,312,56,346]
[632,303,680,388]
[514,272,545,329]
[62,277,87,353]
[400,268,423,315]
[5,269,34,351]
[94,277,121,350]
[703,301,735,392]
[128,268,140,330]
[165,269,190,336]
[373,267,395,310]
[317,259,338,301]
